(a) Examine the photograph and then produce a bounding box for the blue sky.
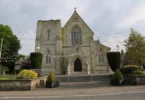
[0,0,145,55]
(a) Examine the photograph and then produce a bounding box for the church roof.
[63,9,94,34]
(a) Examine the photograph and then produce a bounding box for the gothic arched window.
[98,51,104,62]
[99,52,101,62]
[46,49,51,64]
[72,25,82,45]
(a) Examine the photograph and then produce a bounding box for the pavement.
[1,85,145,97]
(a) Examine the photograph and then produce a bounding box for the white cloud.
[0,0,145,55]
[102,34,127,52]
[116,4,145,29]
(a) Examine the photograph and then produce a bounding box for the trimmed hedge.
[107,52,121,72]
[30,52,43,69]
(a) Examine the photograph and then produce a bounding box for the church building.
[35,9,111,75]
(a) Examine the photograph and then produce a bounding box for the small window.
[46,49,51,64]
[47,30,50,40]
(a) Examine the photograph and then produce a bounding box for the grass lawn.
[0,75,16,80]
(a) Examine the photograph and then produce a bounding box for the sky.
[0,0,145,55]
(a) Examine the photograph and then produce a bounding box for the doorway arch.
[74,58,82,71]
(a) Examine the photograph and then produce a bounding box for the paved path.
[0,86,145,100]
[0,91,145,100]
[0,85,145,97]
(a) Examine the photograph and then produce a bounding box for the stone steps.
[39,74,111,88]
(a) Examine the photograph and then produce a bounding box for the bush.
[16,70,38,79]
[111,69,124,86]
[30,52,43,69]
[107,52,121,72]
[124,65,141,69]
[120,65,141,75]
[21,60,31,69]
[133,70,145,75]
[47,72,56,82]
[113,69,124,80]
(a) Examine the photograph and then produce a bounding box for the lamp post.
[36,45,40,52]
[0,38,3,75]
[0,38,3,58]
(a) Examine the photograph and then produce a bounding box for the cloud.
[102,34,126,51]
[0,0,145,55]
[116,4,145,29]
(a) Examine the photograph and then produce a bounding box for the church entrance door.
[74,58,82,71]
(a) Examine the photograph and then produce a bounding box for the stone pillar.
[55,36,62,75]
[86,62,90,74]
[55,55,61,74]
[67,64,71,76]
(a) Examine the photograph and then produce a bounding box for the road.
[0,90,145,100]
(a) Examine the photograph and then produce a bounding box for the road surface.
[0,90,145,100]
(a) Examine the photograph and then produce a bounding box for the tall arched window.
[99,52,101,62]
[72,25,82,45]
[98,51,104,62]
[46,49,51,64]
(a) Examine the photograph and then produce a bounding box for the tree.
[124,28,145,66]
[0,24,21,57]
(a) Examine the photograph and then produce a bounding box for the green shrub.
[113,69,124,80]
[120,65,141,75]
[124,65,140,69]
[47,72,56,82]
[111,69,124,86]
[16,70,38,79]
[133,70,145,75]
[30,52,43,69]
[107,52,121,72]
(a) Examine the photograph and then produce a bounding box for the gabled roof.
[63,9,94,35]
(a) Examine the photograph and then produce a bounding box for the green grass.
[0,75,16,80]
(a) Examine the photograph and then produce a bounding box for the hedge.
[107,52,121,72]
[30,52,43,69]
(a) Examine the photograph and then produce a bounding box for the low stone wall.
[0,79,40,91]
[124,75,145,85]
[56,74,110,82]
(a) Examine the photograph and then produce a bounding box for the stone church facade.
[35,10,111,75]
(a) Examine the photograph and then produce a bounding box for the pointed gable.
[63,9,94,46]
[63,9,94,35]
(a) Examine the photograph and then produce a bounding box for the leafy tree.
[17,54,26,60]
[124,28,145,66]
[0,24,21,57]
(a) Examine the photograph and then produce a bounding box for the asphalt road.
[0,91,145,100]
